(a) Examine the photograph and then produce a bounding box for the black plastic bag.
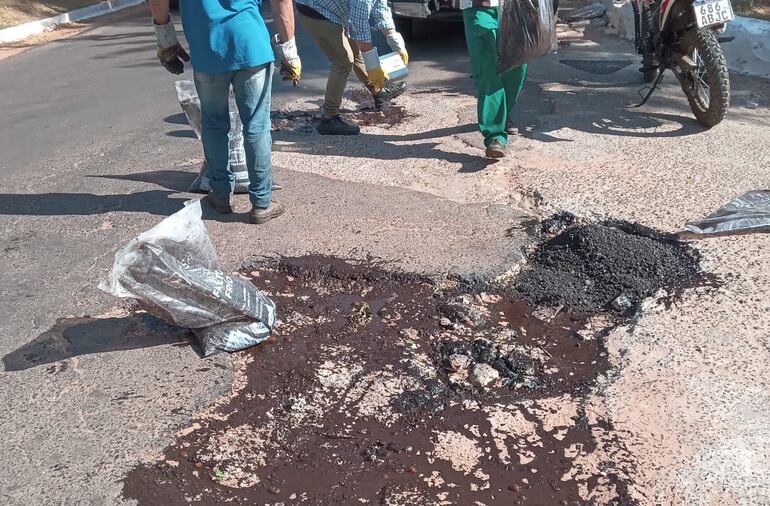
[685,191,770,235]
[498,0,558,73]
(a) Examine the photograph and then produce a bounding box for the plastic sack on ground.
[685,191,770,234]
[175,80,250,194]
[497,0,558,73]
[564,2,606,22]
[99,201,276,356]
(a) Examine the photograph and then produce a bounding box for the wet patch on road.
[122,216,707,505]
[122,258,633,504]
[348,88,413,128]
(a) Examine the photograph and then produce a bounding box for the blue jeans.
[194,64,273,208]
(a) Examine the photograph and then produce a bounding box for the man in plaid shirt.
[296,0,409,135]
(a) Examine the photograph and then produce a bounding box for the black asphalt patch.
[515,219,704,313]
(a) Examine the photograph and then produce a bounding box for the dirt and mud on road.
[122,218,705,505]
[270,88,412,134]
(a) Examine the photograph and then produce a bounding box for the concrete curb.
[602,0,770,78]
[0,0,144,45]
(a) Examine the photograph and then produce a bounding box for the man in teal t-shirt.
[149,0,299,224]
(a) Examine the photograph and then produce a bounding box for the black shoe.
[317,115,360,135]
[372,81,408,111]
[485,140,506,159]
[204,192,233,213]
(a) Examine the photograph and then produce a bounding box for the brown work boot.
[248,201,286,224]
[204,192,233,213]
[485,140,506,159]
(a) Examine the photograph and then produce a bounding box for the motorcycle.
[631,0,733,126]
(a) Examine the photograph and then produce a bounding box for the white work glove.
[272,34,302,85]
[153,15,189,75]
[386,32,409,66]
[362,47,388,92]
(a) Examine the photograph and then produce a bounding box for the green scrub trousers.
[463,7,527,147]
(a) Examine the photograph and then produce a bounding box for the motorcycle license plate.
[693,0,734,28]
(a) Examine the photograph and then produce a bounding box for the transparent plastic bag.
[497,0,558,73]
[175,80,250,194]
[685,191,770,235]
[100,201,276,356]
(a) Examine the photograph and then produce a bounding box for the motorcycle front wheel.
[679,28,730,127]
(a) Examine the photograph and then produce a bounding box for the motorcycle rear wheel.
[680,28,730,127]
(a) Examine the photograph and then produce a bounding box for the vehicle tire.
[680,28,730,127]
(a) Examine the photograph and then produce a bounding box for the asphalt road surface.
[1,4,769,505]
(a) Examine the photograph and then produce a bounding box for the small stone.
[290,494,297,500]
[469,363,500,388]
[445,354,472,372]
[496,328,518,340]
[744,100,759,109]
[194,462,204,469]
[521,376,538,389]
[348,302,373,327]
[611,293,633,311]
[267,485,280,495]
[508,484,522,492]
[406,465,418,474]
[478,292,500,304]
[439,317,455,329]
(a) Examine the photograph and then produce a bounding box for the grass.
[0,0,104,29]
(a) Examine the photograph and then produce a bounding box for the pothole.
[347,88,413,128]
[121,216,707,505]
[271,110,318,133]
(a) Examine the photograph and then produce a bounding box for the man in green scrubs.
[459,2,527,159]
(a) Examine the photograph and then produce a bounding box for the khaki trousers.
[297,12,374,117]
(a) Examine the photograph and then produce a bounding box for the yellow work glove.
[154,15,189,75]
[386,32,409,66]
[273,35,302,85]
[362,48,389,92]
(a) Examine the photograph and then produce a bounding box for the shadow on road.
[165,113,189,125]
[0,186,251,223]
[167,129,198,139]
[0,190,186,217]
[2,314,192,372]
[87,169,197,192]
[511,75,711,140]
[273,121,497,173]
